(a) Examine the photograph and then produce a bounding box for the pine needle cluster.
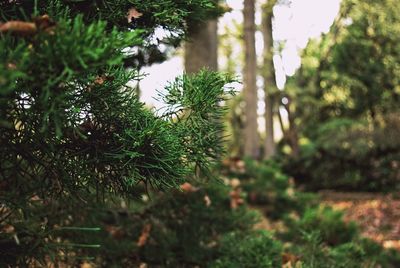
[0,0,232,265]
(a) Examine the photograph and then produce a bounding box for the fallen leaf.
[204,195,211,207]
[127,8,143,23]
[0,21,37,36]
[6,63,17,70]
[80,262,92,268]
[180,182,198,193]
[105,225,125,239]
[230,178,241,188]
[94,76,105,85]
[230,188,244,209]
[2,224,15,234]
[321,192,400,250]
[93,75,114,86]
[0,15,56,36]
[137,224,151,247]
[282,252,301,265]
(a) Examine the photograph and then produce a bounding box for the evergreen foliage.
[0,0,223,67]
[282,0,400,191]
[2,0,399,266]
[282,206,359,246]
[0,0,232,265]
[221,159,400,267]
[211,230,282,268]
[129,183,259,267]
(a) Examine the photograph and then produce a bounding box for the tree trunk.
[184,19,218,73]
[243,0,260,159]
[264,95,275,158]
[185,18,218,178]
[261,1,277,159]
[277,105,286,138]
[283,98,300,158]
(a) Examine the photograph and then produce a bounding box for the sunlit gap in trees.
[139,0,341,134]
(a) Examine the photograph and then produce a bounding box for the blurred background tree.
[281,0,400,191]
[261,0,278,160]
[2,0,400,266]
[242,0,260,159]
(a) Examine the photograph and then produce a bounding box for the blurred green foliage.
[282,206,359,246]
[211,230,282,268]
[222,159,400,267]
[282,0,400,191]
[222,158,318,219]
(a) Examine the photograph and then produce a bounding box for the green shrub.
[234,159,295,216]
[285,231,400,268]
[357,238,400,268]
[56,182,260,267]
[225,158,318,219]
[211,230,282,268]
[284,117,400,192]
[288,231,365,268]
[282,206,358,246]
[134,183,259,267]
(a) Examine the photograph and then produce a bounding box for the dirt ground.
[319,191,400,251]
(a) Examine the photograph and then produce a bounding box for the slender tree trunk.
[184,18,218,177]
[184,19,218,73]
[243,0,259,159]
[264,95,275,157]
[261,1,277,159]
[283,98,300,157]
[277,105,286,137]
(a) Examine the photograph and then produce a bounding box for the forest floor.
[319,191,400,251]
[253,191,400,251]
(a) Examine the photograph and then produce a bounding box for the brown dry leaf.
[236,160,245,170]
[230,178,241,188]
[2,224,15,234]
[30,195,41,201]
[137,224,152,247]
[0,15,56,36]
[0,21,37,35]
[180,182,198,193]
[80,262,93,268]
[321,192,400,251]
[221,158,230,167]
[127,8,143,23]
[94,76,105,85]
[229,188,244,209]
[6,63,17,70]
[383,240,400,250]
[204,195,211,207]
[105,225,125,239]
[282,252,301,266]
[93,75,114,86]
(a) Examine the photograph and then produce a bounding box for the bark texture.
[184,19,218,73]
[262,1,277,159]
[243,0,260,159]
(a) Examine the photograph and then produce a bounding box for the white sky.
[140,0,341,111]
